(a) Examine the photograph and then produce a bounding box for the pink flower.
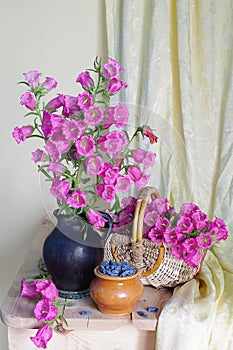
[34,299,57,323]
[86,155,104,175]
[113,103,129,127]
[42,111,64,138]
[77,92,94,110]
[24,70,41,89]
[52,126,66,142]
[45,140,59,160]
[127,165,150,189]
[144,211,158,226]
[62,120,85,141]
[98,130,127,155]
[96,184,115,202]
[132,149,156,169]
[48,94,65,110]
[179,203,200,217]
[176,216,194,234]
[41,110,52,138]
[143,126,158,144]
[54,139,70,155]
[103,107,115,128]
[182,237,199,253]
[36,280,58,302]
[103,63,118,79]
[208,217,228,242]
[50,178,70,201]
[76,71,94,90]
[192,210,208,230]
[75,135,96,156]
[47,161,65,176]
[99,163,119,184]
[20,91,36,110]
[151,198,169,215]
[20,279,40,299]
[163,229,183,245]
[197,232,214,250]
[121,196,137,213]
[42,77,58,92]
[127,165,143,182]
[86,209,107,228]
[103,57,124,79]
[84,106,104,125]
[107,77,127,94]
[116,175,132,193]
[155,217,171,232]
[62,95,79,116]
[143,151,156,168]
[135,173,149,189]
[30,324,53,349]
[117,209,133,226]
[12,126,33,144]
[147,227,164,242]
[31,149,47,163]
[183,249,203,268]
[67,190,87,208]
[132,149,146,163]
[171,243,184,260]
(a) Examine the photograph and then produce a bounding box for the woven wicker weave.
[104,186,202,288]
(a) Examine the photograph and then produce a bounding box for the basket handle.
[132,186,160,242]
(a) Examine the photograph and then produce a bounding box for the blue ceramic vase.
[42,210,112,298]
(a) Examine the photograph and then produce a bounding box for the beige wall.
[0,0,107,347]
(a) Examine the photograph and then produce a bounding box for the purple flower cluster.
[141,199,229,268]
[113,195,228,267]
[13,57,158,229]
[20,278,66,348]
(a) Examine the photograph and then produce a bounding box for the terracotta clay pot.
[89,267,144,316]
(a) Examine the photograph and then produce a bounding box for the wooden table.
[0,217,173,350]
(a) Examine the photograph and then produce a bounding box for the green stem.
[127,127,141,148]
[75,159,83,188]
[28,134,46,140]
[37,166,53,180]
[93,71,102,99]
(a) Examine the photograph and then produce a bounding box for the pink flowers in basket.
[13,57,158,230]
[142,198,228,268]
[113,196,228,268]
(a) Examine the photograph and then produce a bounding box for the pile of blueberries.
[98,261,137,277]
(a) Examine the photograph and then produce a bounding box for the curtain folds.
[105,1,233,349]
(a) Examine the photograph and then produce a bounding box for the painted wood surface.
[8,326,157,350]
[1,216,173,349]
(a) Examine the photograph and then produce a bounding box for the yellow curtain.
[105,0,233,349]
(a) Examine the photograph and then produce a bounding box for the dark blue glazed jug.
[42,210,112,298]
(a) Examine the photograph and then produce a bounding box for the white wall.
[0,0,107,347]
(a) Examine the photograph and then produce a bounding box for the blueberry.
[138,311,148,317]
[99,261,136,277]
[79,311,92,316]
[147,306,158,312]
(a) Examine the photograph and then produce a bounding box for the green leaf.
[58,315,69,327]
[37,166,53,179]
[55,301,71,307]
[17,81,30,86]
[110,194,120,213]
[57,201,70,215]
[24,111,39,118]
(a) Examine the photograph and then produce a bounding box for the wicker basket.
[104,186,202,288]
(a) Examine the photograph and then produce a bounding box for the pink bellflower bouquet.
[13,57,158,232]
[113,196,228,268]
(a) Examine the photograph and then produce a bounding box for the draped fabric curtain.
[105,1,233,349]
